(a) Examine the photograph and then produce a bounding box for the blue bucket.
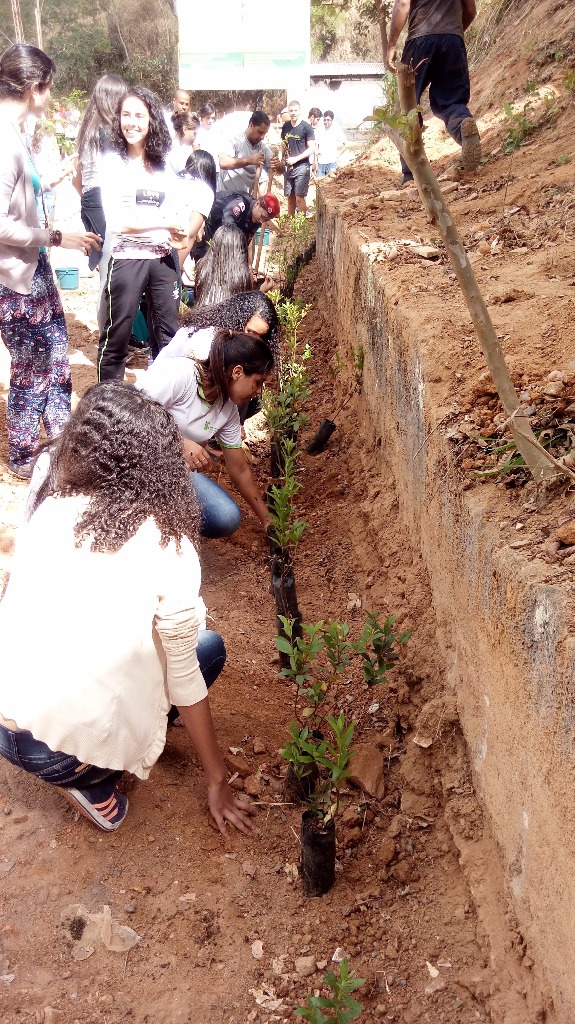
[55,267,79,289]
[254,228,271,245]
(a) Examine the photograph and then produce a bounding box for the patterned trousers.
[0,254,71,469]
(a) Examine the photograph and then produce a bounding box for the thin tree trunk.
[374,0,389,65]
[11,0,24,42]
[379,62,556,482]
[35,0,43,49]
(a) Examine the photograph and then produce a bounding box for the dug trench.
[0,256,551,1024]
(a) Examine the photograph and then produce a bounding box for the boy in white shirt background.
[314,109,347,178]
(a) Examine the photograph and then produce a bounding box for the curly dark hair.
[109,86,171,171]
[32,382,200,553]
[183,290,280,364]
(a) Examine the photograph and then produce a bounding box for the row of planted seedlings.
[263,292,312,644]
[268,211,316,298]
[263,293,411,899]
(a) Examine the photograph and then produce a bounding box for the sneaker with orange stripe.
[60,782,128,831]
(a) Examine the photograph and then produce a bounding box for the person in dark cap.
[195,191,280,260]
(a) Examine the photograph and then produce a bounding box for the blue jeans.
[316,162,337,178]
[399,33,472,177]
[189,470,242,538]
[0,629,226,788]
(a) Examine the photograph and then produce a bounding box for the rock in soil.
[295,955,316,978]
[224,752,252,778]
[556,519,575,546]
[377,837,397,867]
[243,774,262,797]
[347,743,385,799]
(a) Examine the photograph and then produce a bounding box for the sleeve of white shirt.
[214,402,242,449]
[137,357,196,410]
[155,538,208,707]
[187,179,214,220]
[152,325,195,363]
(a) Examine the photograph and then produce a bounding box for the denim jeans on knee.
[189,470,242,538]
[197,629,226,687]
[0,723,121,788]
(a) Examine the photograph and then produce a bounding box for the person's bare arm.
[177,698,256,834]
[223,447,271,530]
[219,151,265,169]
[71,158,82,196]
[386,0,411,73]
[285,144,315,166]
[462,0,476,31]
[176,211,205,269]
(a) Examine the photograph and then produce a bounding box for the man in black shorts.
[279,100,315,216]
[386,0,481,186]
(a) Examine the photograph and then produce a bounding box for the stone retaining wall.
[317,190,575,1021]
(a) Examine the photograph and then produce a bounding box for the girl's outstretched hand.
[207,779,257,836]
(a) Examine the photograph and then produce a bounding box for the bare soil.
[1,2,575,1021]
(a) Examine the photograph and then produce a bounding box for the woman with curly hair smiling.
[97,86,187,381]
[0,382,255,836]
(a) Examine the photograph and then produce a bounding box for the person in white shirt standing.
[314,109,346,178]
[194,102,221,185]
[97,86,187,381]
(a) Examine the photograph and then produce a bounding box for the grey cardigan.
[0,114,51,295]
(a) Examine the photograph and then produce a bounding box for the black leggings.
[80,186,106,271]
[97,253,180,382]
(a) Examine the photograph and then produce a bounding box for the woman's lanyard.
[11,120,49,229]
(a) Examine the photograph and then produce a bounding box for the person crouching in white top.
[0,382,256,835]
[136,329,273,538]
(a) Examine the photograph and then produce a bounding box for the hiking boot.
[60,781,128,832]
[460,117,482,172]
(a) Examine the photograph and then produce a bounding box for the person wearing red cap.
[195,190,279,260]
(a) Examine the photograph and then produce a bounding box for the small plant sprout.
[502,100,535,153]
[280,715,356,824]
[270,212,312,293]
[276,295,311,353]
[355,612,412,687]
[295,958,366,1023]
[267,437,308,553]
[263,297,311,461]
